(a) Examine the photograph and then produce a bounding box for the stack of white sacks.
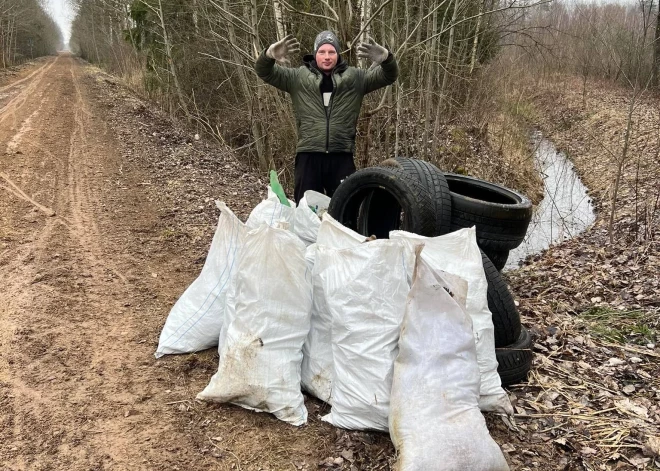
[156,189,511,470]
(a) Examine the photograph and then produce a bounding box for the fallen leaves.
[642,437,660,458]
[499,78,660,470]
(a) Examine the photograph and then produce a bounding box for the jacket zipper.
[323,71,336,153]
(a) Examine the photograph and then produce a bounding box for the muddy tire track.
[0,54,203,471]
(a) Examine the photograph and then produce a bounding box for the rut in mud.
[0,53,190,470]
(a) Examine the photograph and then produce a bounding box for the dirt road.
[0,54,356,470]
[0,53,189,469]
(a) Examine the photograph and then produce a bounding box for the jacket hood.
[303,54,348,75]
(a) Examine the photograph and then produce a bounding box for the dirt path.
[0,53,391,471]
[0,53,188,470]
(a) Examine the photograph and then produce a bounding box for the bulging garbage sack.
[294,190,331,245]
[390,228,513,414]
[301,215,366,403]
[390,252,509,471]
[155,201,246,358]
[246,188,295,230]
[318,239,411,431]
[197,224,312,426]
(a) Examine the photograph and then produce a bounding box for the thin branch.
[198,52,256,72]
[350,0,394,48]
[208,28,254,63]
[208,0,254,32]
[395,0,452,58]
[278,0,338,23]
[319,0,339,21]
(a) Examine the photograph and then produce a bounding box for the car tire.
[379,157,452,236]
[445,173,532,252]
[482,250,521,347]
[329,166,438,239]
[485,249,509,271]
[496,326,534,386]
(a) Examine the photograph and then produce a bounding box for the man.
[255,31,398,202]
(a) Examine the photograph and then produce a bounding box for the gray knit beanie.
[313,31,340,54]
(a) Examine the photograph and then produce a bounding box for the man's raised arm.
[358,38,399,94]
[254,35,300,93]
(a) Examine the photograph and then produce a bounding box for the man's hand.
[356,38,389,65]
[266,34,300,63]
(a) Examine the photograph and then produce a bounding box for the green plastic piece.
[269,170,291,207]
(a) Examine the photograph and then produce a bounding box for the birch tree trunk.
[273,0,287,40]
[410,1,425,91]
[469,0,486,74]
[440,0,461,114]
[220,0,266,168]
[155,0,189,118]
[395,82,401,156]
[422,4,438,159]
[250,0,271,170]
[359,0,372,67]
[336,0,353,51]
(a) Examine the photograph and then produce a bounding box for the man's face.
[316,44,338,73]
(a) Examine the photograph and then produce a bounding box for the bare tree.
[0,0,61,67]
[68,0,546,178]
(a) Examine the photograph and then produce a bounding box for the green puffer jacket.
[255,51,398,154]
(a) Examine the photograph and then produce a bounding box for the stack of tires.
[328,157,534,386]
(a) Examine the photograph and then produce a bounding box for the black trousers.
[294,152,356,203]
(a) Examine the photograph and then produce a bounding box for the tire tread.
[482,251,521,347]
[496,327,533,386]
[446,173,533,251]
[329,167,437,237]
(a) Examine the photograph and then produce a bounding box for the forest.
[0,0,61,67]
[62,1,659,181]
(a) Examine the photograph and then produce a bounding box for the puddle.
[504,131,596,270]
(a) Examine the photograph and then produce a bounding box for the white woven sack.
[390,253,509,471]
[197,224,312,426]
[301,215,366,403]
[318,239,410,431]
[294,190,331,245]
[390,227,513,414]
[246,188,295,230]
[155,201,246,358]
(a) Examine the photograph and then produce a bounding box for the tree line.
[517,0,659,89]
[0,0,62,68]
[66,0,660,180]
[68,0,542,174]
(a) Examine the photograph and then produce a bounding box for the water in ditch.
[504,132,596,271]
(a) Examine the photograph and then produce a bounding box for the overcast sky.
[44,0,75,45]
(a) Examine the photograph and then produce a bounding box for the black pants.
[294,152,356,203]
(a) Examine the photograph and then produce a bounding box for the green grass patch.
[579,306,658,345]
